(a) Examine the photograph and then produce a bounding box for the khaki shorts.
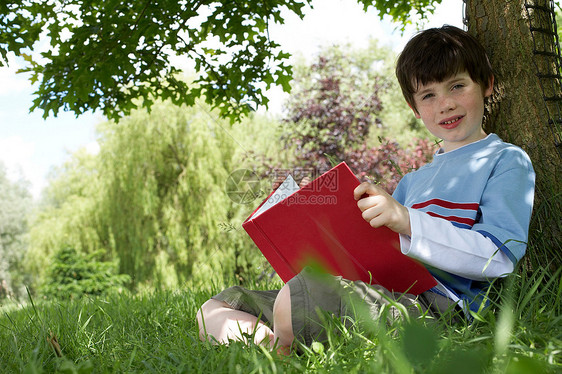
[213,267,460,347]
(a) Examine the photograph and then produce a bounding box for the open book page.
[251,175,300,219]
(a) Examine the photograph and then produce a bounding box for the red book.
[242,162,437,295]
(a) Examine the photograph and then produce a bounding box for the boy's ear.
[408,102,421,119]
[484,76,494,97]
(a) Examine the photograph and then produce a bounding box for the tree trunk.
[465,0,562,269]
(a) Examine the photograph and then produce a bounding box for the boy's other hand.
[272,174,312,190]
[353,182,412,236]
[298,176,312,188]
[272,174,286,190]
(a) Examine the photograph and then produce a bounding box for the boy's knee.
[272,284,294,347]
[196,299,229,332]
[198,298,228,316]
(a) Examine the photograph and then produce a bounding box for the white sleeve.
[399,208,514,281]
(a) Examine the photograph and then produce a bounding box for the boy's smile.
[439,114,464,129]
[412,72,493,152]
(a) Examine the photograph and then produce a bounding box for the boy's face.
[411,71,493,152]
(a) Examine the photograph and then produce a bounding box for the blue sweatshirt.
[392,134,535,312]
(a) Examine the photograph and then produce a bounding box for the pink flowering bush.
[348,138,435,193]
[281,52,436,193]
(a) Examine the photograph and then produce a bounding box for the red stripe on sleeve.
[426,212,476,226]
[412,199,479,211]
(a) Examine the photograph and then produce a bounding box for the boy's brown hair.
[395,25,494,113]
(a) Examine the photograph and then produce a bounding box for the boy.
[196,25,535,352]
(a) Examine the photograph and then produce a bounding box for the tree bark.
[465,0,561,269]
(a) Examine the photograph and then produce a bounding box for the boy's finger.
[353,182,370,199]
[356,195,380,212]
[299,177,312,188]
[353,182,383,200]
[272,175,287,190]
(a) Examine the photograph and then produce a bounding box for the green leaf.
[311,341,324,354]
[401,321,439,367]
[431,347,491,374]
[275,73,292,93]
[505,355,550,374]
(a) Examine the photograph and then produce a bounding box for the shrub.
[41,246,130,299]
[349,137,436,193]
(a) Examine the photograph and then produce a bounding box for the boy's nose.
[439,96,456,112]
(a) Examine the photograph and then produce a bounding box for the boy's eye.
[421,93,434,100]
[452,84,464,90]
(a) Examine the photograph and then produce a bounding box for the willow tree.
[27,102,280,289]
[94,103,237,287]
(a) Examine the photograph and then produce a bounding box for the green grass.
[1,268,560,373]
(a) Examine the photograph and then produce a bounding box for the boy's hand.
[353,182,412,236]
[272,174,312,190]
[271,174,286,190]
[298,176,312,188]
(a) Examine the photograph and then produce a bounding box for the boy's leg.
[197,298,274,346]
[281,267,459,348]
[284,267,348,347]
[272,283,294,353]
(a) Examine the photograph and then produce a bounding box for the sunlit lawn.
[0,268,560,373]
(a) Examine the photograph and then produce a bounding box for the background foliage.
[25,101,286,292]
[0,162,32,299]
[3,4,559,296]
